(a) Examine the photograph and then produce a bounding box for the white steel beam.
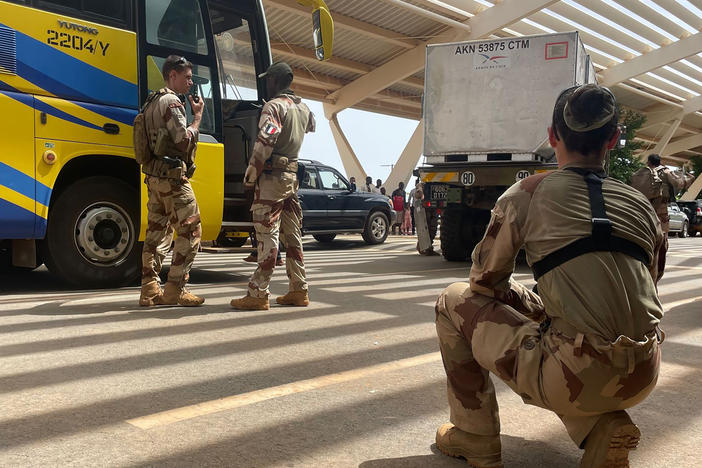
[327,114,367,181]
[663,133,702,158]
[599,33,702,87]
[641,119,683,159]
[271,43,425,90]
[680,174,702,202]
[262,0,420,49]
[384,120,425,192]
[682,95,702,116]
[379,0,472,32]
[325,0,560,117]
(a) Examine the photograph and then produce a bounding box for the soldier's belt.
[161,156,184,168]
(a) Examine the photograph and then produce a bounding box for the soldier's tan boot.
[161,283,205,307]
[580,411,640,468]
[230,294,269,310]
[436,423,503,468]
[276,290,309,307]
[139,281,163,307]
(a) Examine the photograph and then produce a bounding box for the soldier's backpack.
[133,91,164,165]
[631,166,663,200]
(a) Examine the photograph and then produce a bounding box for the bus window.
[210,8,258,102]
[146,55,216,135]
[145,0,208,55]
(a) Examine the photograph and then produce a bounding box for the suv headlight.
[386,198,392,207]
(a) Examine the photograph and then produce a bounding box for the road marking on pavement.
[125,351,441,430]
[663,296,702,311]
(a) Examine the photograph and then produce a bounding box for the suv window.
[301,169,320,189]
[319,168,349,191]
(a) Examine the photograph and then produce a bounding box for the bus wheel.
[42,177,141,288]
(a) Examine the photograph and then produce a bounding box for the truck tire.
[313,234,336,243]
[42,177,141,288]
[440,206,470,261]
[440,206,490,262]
[362,211,389,245]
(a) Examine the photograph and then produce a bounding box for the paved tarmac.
[0,235,700,467]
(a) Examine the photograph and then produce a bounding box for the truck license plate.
[431,185,447,200]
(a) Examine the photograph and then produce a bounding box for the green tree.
[608,108,646,184]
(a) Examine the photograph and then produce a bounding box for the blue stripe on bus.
[0,162,52,205]
[0,161,37,200]
[34,98,104,131]
[11,26,138,109]
[0,198,36,238]
[76,100,137,127]
[0,81,34,106]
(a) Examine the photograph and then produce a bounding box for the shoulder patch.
[263,122,279,136]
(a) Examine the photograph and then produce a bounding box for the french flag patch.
[264,122,279,136]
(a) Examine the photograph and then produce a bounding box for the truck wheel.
[362,211,389,244]
[679,221,688,238]
[42,177,141,288]
[440,207,490,262]
[313,234,336,243]
[440,207,470,261]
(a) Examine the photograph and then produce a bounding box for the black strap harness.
[531,167,650,281]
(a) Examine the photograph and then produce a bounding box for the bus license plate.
[431,185,447,200]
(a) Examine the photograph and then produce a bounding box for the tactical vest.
[142,88,195,179]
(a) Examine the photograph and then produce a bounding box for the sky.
[298,99,421,184]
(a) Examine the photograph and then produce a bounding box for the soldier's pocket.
[514,331,548,409]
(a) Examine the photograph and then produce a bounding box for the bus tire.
[42,177,141,288]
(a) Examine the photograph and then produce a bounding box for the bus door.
[137,0,224,241]
[208,0,270,229]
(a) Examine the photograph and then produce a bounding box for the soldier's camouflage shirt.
[245,91,315,185]
[469,163,665,343]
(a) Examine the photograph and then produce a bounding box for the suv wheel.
[362,211,389,245]
[679,221,689,238]
[313,234,336,243]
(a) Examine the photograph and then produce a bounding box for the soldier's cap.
[562,84,616,132]
[258,62,294,80]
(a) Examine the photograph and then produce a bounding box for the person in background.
[391,182,406,235]
[349,176,357,192]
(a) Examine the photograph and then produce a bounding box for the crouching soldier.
[138,55,205,307]
[434,85,665,468]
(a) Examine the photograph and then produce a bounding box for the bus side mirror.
[297,0,334,61]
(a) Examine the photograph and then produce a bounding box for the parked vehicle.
[668,203,690,238]
[298,160,395,244]
[677,200,702,237]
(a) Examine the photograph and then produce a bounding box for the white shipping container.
[423,32,596,159]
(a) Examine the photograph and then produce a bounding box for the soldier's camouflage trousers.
[248,188,306,298]
[435,281,660,447]
[141,177,202,289]
[653,198,670,279]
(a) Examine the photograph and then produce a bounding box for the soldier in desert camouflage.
[138,55,205,307]
[434,85,665,468]
[631,153,694,279]
[230,62,315,311]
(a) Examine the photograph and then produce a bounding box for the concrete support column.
[326,109,367,181]
[640,118,682,160]
[384,120,424,191]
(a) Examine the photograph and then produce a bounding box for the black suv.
[678,200,702,237]
[298,160,395,244]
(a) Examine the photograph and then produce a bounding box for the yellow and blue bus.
[0,0,332,287]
